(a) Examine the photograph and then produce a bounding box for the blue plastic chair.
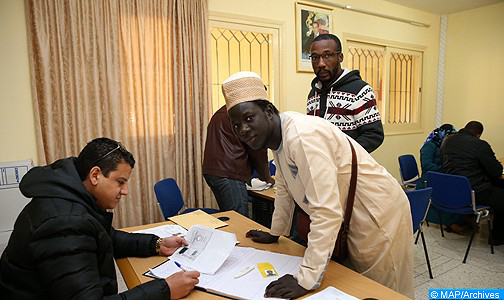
[252,160,276,178]
[426,171,494,263]
[154,178,219,220]
[398,154,425,189]
[269,160,276,176]
[406,188,434,279]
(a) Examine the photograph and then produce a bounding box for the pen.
[234,265,255,278]
[174,261,188,272]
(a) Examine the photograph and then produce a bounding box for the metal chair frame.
[427,171,494,263]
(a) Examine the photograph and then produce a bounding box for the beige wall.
[0,0,38,164]
[444,2,504,159]
[209,0,441,178]
[4,0,500,179]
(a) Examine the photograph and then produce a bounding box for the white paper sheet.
[169,225,236,275]
[246,178,273,191]
[303,286,358,300]
[133,224,188,238]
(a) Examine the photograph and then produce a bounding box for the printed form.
[169,225,236,275]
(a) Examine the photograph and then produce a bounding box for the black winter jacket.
[0,158,170,299]
[440,129,503,192]
[307,69,384,153]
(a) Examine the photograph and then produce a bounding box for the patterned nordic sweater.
[307,69,384,153]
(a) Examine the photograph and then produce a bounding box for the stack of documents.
[146,246,302,299]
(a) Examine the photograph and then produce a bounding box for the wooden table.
[116,211,409,299]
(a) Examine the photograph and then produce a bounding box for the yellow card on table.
[257,262,278,278]
[168,209,227,230]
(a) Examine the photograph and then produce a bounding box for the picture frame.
[295,2,334,73]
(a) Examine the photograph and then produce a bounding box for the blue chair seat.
[154,178,219,219]
[398,154,424,189]
[406,187,434,279]
[427,171,494,263]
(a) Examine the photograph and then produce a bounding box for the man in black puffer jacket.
[441,121,504,245]
[0,138,200,299]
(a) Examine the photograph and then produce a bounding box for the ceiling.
[382,0,504,15]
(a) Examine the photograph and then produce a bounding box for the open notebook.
[145,246,302,300]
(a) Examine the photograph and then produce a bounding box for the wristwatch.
[155,237,162,255]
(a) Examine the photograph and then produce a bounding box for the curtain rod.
[312,0,431,28]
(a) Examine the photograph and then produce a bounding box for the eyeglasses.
[309,51,341,62]
[94,143,120,164]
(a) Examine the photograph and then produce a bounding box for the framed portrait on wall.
[295,2,333,73]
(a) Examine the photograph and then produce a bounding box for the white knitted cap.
[222,71,269,110]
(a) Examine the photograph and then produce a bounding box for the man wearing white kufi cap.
[223,71,414,299]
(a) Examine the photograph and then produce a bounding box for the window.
[209,18,280,112]
[346,40,423,133]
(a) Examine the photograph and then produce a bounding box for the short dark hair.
[464,121,484,136]
[253,100,279,114]
[75,137,135,180]
[311,34,342,51]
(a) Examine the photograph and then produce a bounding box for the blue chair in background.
[426,171,494,263]
[154,178,219,220]
[406,187,434,279]
[398,154,425,189]
[252,159,277,178]
[269,160,276,176]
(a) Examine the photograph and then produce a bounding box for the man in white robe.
[222,71,414,299]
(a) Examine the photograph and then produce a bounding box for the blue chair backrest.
[269,160,276,176]
[405,187,433,233]
[398,154,420,182]
[154,178,184,219]
[426,171,472,209]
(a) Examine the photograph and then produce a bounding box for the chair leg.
[420,228,433,279]
[415,228,421,245]
[488,219,494,254]
[425,220,430,227]
[463,224,478,263]
[438,209,444,237]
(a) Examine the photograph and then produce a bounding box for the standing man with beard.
[307,34,384,153]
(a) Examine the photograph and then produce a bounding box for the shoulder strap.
[343,138,358,228]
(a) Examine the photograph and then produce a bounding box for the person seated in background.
[420,124,466,232]
[0,138,200,299]
[203,105,274,217]
[441,121,504,245]
[223,71,414,299]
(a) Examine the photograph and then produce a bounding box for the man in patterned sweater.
[307,34,384,153]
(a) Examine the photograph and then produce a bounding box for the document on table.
[169,209,228,229]
[133,224,188,238]
[246,178,272,191]
[303,286,358,300]
[145,246,303,300]
[169,225,236,275]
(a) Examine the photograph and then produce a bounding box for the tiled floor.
[115,222,504,298]
[413,222,504,299]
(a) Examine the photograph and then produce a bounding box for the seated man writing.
[223,71,414,299]
[0,137,200,299]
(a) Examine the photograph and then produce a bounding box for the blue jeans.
[204,174,249,217]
